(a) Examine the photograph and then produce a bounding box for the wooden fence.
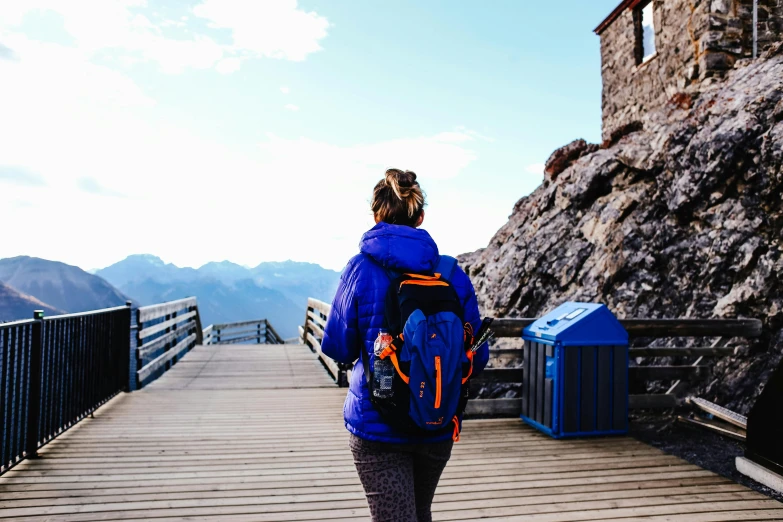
[208,320,284,345]
[135,298,202,389]
[136,298,286,389]
[470,317,762,414]
[300,298,347,386]
[300,298,762,415]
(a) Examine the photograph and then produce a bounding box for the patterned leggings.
[349,433,454,522]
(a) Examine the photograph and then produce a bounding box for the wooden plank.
[667,337,730,396]
[630,365,709,381]
[490,318,762,339]
[137,333,196,383]
[305,318,325,339]
[464,394,681,416]
[307,298,331,317]
[306,332,339,381]
[214,335,262,345]
[265,321,284,345]
[213,320,265,330]
[138,298,197,323]
[137,326,196,359]
[629,346,738,357]
[677,415,747,441]
[686,397,748,429]
[213,328,265,339]
[621,318,762,338]
[491,318,535,338]
[629,394,678,409]
[465,398,521,417]
[471,368,524,385]
[138,311,197,340]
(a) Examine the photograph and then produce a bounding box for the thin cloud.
[0,1,330,75]
[0,165,45,186]
[216,57,241,74]
[193,0,330,62]
[0,42,18,61]
[77,177,125,198]
[280,86,290,94]
[284,104,300,111]
[525,163,545,175]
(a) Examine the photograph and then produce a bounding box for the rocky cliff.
[461,44,783,414]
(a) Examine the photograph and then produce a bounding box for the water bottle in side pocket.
[373,332,395,399]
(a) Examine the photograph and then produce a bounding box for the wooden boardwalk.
[1,344,781,521]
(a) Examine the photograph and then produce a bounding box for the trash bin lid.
[523,301,628,346]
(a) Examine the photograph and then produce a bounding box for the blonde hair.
[371,169,426,226]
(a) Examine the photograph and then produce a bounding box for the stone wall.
[599,0,783,141]
[705,0,783,70]
[600,0,709,141]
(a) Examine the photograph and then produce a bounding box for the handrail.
[209,319,284,345]
[489,317,763,339]
[135,297,201,389]
[301,298,346,386]
[0,304,132,476]
[303,296,763,412]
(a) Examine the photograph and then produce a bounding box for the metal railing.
[1,304,131,474]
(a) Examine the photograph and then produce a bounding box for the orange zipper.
[434,356,442,409]
[404,273,442,280]
[400,280,449,288]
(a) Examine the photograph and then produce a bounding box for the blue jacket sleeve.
[321,258,361,365]
[452,265,489,374]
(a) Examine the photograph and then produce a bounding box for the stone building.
[595,0,783,140]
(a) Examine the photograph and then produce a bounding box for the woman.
[322,169,488,522]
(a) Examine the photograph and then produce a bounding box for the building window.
[634,1,657,65]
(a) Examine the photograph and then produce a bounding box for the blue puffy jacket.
[322,222,488,443]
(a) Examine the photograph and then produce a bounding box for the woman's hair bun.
[372,168,426,226]
[385,169,418,200]
[386,168,417,188]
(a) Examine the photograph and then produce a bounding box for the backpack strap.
[436,255,459,282]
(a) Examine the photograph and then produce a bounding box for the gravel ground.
[630,411,783,503]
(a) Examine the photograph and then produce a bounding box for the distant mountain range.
[0,256,130,320]
[0,281,64,321]
[0,255,340,338]
[96,255,339,338]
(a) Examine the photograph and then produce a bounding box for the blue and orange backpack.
[362,256,475,441]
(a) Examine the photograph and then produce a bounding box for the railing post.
[125,301,133,392]
[26,310,44,459]
[258,322,262,344]
[135,308,143,390]
[164,312,174,370]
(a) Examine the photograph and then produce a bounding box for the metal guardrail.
[1,304,131,475]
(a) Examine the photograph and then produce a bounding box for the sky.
[0,0,621,272]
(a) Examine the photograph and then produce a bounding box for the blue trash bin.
[521,302,629,438]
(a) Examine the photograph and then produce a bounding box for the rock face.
[461,44,783,414]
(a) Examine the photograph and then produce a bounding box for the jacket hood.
[359,222,440,273]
